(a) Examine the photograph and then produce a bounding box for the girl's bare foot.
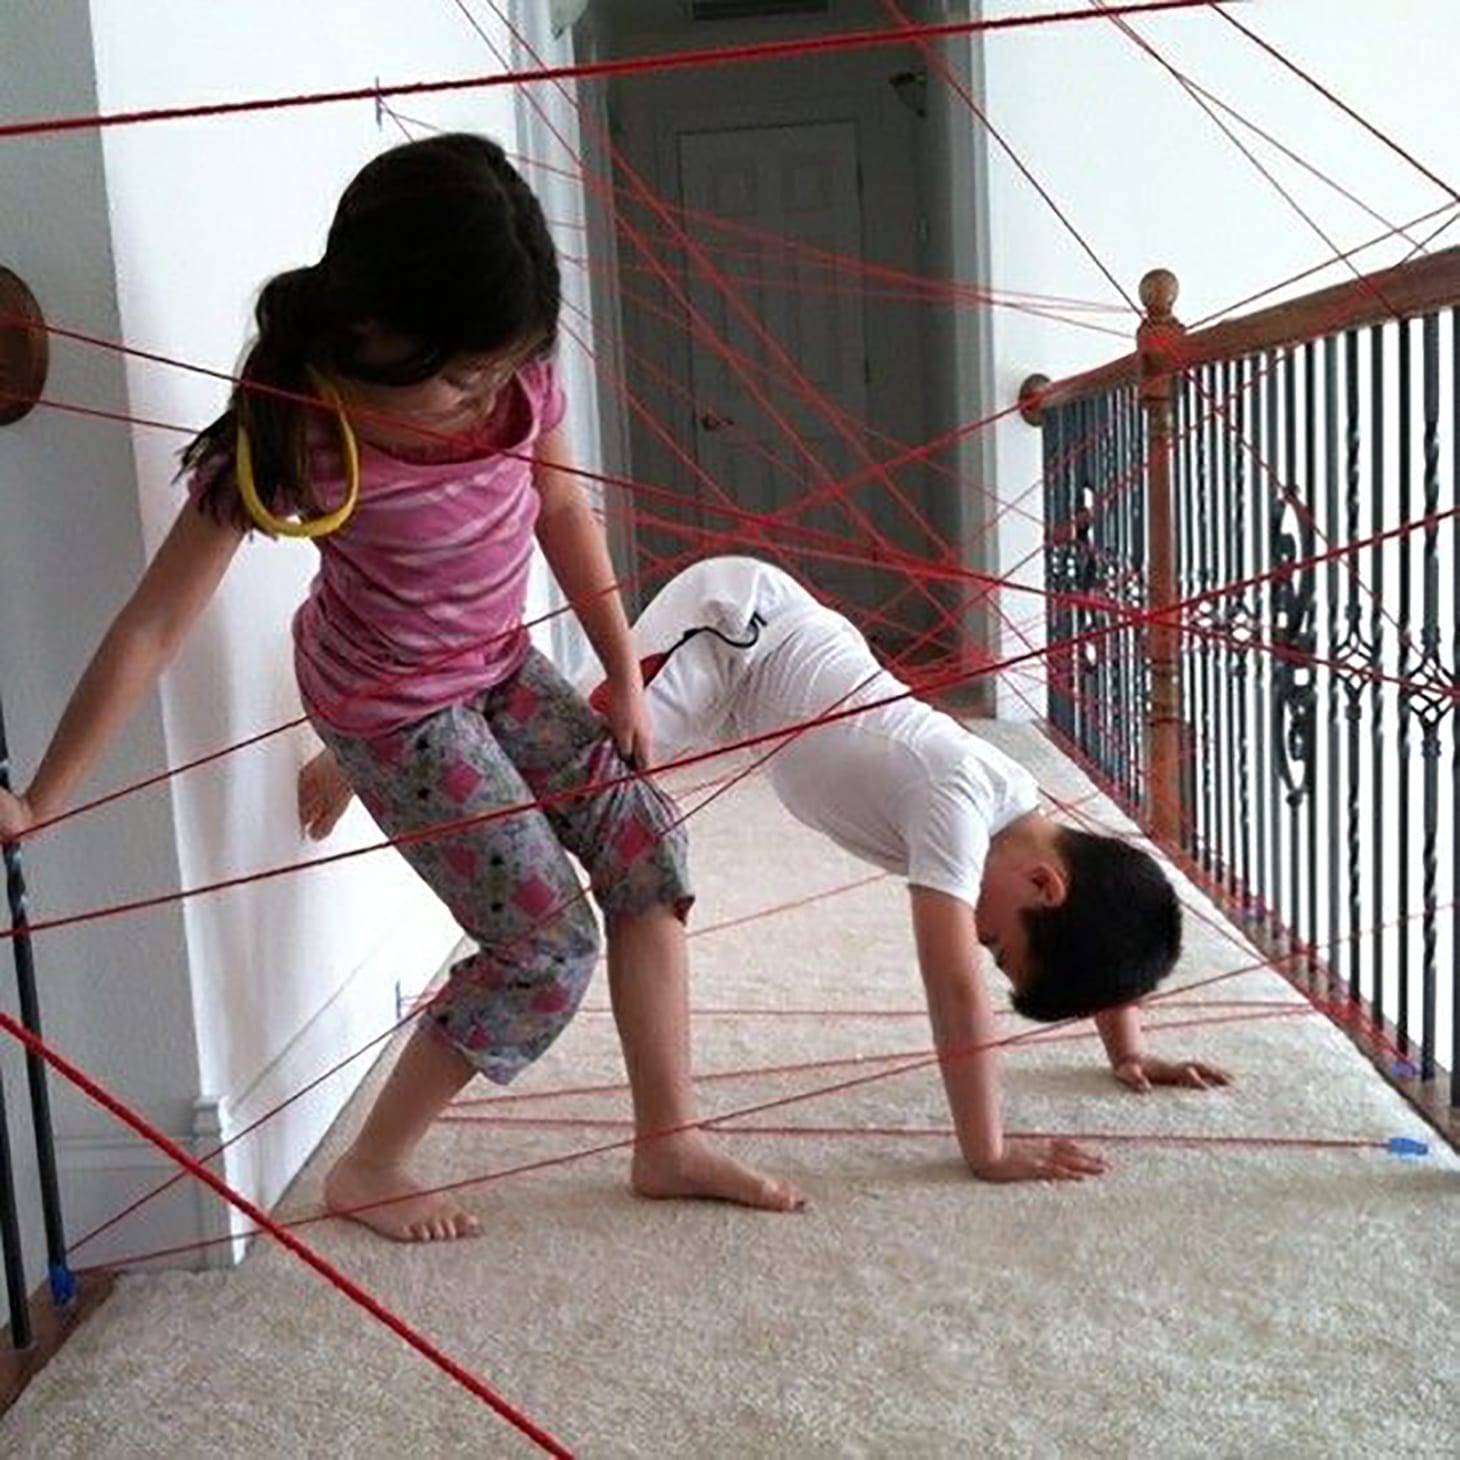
[631,1131,804,1212]
[324,1152,482,1242]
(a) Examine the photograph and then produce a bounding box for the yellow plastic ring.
[236,369,361,539]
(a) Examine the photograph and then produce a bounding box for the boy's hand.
[298,748,354,841]
[0,787,35,844]
[1112,1054,1233,1092]
[971,1138,1107,1183]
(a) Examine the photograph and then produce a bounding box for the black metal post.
[0,695,73,1311]
[1452,308,1460,1107]
[0,1061,31,1349]
[1397,318,1414,1055]
[1369,324,1386,1039]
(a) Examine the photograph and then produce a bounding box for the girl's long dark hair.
[182,133,561,526]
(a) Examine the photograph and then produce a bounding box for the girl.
[0,135,801,1241]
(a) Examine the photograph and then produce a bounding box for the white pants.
[618,556,818,765]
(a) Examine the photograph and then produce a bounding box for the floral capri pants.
[317,647,692,1085]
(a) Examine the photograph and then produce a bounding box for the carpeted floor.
[3,724,1455,1457]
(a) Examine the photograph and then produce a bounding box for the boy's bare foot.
[324,1153,482,1242]
[631,1131,805,1212]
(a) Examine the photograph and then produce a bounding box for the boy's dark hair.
[183,132,560,525]
[1011,828,1181,1022]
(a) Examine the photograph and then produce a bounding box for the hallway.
[3,723,1452,1456]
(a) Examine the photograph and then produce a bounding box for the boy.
[302,556,1230,1183]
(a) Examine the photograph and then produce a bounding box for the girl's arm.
[910,885,1106,1182]
[532,426,651,762]
[1,504,245,835]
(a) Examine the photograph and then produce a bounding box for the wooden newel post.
[1136,268,1185,847]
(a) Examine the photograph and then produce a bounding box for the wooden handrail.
[1020,244,1460,419]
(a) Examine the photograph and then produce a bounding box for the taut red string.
[0,3,1232,142]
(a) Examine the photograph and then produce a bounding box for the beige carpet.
[3,724,1455,1457]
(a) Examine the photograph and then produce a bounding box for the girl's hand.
[0,787,35,844]
[1112,1053,1233,1092]
[604,673,654,769]
[298,748,354,841]
[970,1138,1108,1183]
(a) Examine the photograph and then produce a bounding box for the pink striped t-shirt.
[198,358,565,738]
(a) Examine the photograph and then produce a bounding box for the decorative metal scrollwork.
[1270,494,1317,805]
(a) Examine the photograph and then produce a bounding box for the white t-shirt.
[730,601,1041,909]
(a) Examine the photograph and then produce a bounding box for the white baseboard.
[56,1109,237,1274]
[58,910,459,1273]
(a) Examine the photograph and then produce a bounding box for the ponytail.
[181,263,331,530]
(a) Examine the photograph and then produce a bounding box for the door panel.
[675,121,875,611]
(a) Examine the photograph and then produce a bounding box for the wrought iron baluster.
[1042,408,1057,731]
[1066,402,1082,745]
[1221,359,1238,898]
[1369,325,1386,1038]
[0,1065,29,1348]
[1272,347,1318,980]
[1266,350,1285,941]
[1045,405,1070,739]
[1132,391,1144,811]
[1112,388,1128,794]
[1417,312,1443,1080]
[1451,308,1459,1104]
[1064,403,1082,744]
[1250,353,1269,928]
[1062,404,1079,744]
[1397,318,1413,1055]
[1095,391,1115,786]
[1305,341,1320,989]
[1324,335,1342,1004]
[1075,398,1092,765]
[1115,388,1138,811]
[1178,374,1197,850]
[1199,364,1216,875]
[1121,385,1138,810]
[1123,388,1138,809]
[1076,397,1096,768]
[1340,330,1366,1008]
[1232,357,1252,914]
[0,692,73,1326]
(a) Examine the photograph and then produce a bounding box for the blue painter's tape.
[1386,1135,1430,1159]
[48,1262,77,1306]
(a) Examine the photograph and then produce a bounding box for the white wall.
[509,3,602,684]
[0,0,597,1282]
[977,0,1460,717]
[0,0,201,1309]
[89,2,521,1237]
